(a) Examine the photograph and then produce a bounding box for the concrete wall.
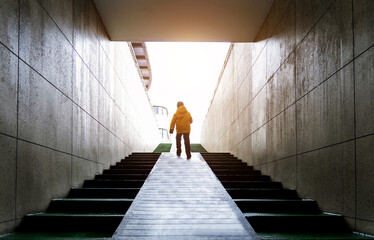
[0,0,160,234]
[201,0,374,234]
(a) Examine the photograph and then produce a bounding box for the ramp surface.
[113,153,258,239]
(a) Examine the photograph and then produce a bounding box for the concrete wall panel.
[0,0,159,234]
[0,135,16,223]
[355,47,374,137]
[266,53,295,120]
[19,0,73,98]
[354,0,374,56]
[356,135,374,222]
[274,156,297,190]
[296,63,354,153]
[296,0,353,99]
[18,62,73,153]
[298,141,355,217]
[0,0,19,53]
[266,2,295,79]
[72,157,97,188]
[38,0,74,43]
[266,105,296,161]
[0,44,18,137]
[16,141,71,218]
[295,0,334,45]
[202,0,374,234]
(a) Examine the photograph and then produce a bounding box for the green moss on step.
[190,144,207,152]
[153,143,172,152]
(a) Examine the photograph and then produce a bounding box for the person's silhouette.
[169,101,193,159]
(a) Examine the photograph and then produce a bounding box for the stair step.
[68,188,140,198]
[221,181,282,189]
[235,199,320,214]
[207,164,253,170]
[228,188,299,199]
[257,232,374,239]
[217,174,270,181]
[103,169,152,174]
[117,161,157,165]
[19,213,124,233]
[95,174,148,180]
[244,213,349,233]
[110,165,154,170]
[83,180,145,188]
[212,169,261,175]
[47,199,133,214]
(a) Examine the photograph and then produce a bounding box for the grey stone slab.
[72,105,99,161]
[38,0,73,43]
[296,63,354,153]
[0,0,19,53]
[16,140,71,218]
[296,0,353,99]
[250,87,266,133]
[0,44,18,137]
[354,0,374,56]
[266,2,295,79]
[98,124,113,166]
[73,0,100,79]
[356,135,374,221]
[266,105,296,161]
[274,156,297,190]
[72,53,88,110]
[297,141,355,217]
[71,157,97,188]
[251,49,266,97]
[18,62,73,153]
[295,0,334,45]
[355,47,374,137]
[19,0,73,98]
[0,220,16,235]
[266,53,296,121]
[356,219,374,236]
[0,135,16,223]
[113,153,258,240]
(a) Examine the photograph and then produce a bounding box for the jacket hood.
[177,105,187,114]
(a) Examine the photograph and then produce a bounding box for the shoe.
[177,154,181,157]
[187,155,191,160]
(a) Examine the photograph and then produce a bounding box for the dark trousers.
[176,133,191,157]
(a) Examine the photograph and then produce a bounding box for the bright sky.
[146,42,231,142]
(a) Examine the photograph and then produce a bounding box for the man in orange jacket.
[169,101,193,159]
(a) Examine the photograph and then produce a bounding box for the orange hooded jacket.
[170,105,193,133]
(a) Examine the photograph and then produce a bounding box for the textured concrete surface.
[201,0,374,235]
[0,44,18,137]
[0,0,19,52]
[18,61,73,153]
[354,0,374,56]
[16,141,72,219]
[0,0,159,235]
[355,47,374,137]
[113,153,258,240]
[296,63,355,153]
[297,141,355,217]
[356,135,374,222]
[0,135,16,223]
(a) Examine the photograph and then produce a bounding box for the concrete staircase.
[201,152,371,239]
[17,153,160,235]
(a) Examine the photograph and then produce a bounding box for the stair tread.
[244,213,337,217]
[53,198,133,201]
[27,213,125,217]
[235,199,314,202]
[257,232,374,239]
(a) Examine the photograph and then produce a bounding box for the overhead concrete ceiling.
[94,0,274,42]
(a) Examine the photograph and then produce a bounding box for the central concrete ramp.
[113,153,258,239]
